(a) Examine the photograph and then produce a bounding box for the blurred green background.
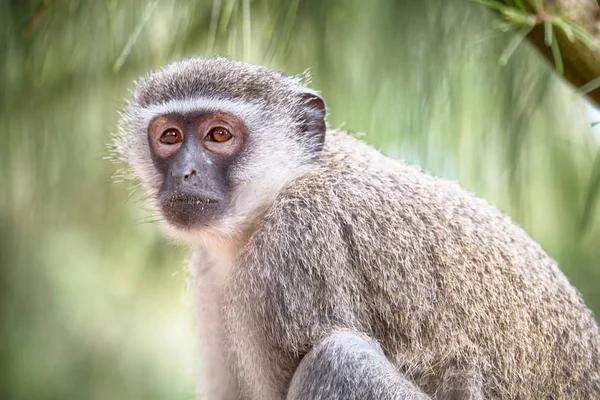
[1,0,599,399]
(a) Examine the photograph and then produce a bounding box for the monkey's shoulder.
[264,131,573,289]
[275,131,514,243]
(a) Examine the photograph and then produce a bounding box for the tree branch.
[500,0,600,106]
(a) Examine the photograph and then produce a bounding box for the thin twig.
[113,0,159,73]
[206,0,222,54]
[242,0,251,60]
[23,0,51,38]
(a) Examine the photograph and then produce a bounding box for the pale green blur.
[1,0,599,399]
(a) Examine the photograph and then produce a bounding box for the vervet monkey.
[113,57,600,399]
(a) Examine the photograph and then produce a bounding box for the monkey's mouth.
[159,193,222,227]
[162,193,220,207]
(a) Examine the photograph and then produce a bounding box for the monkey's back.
[242,130,600,399]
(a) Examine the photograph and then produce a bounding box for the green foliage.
[472,0,600,75]
[1,0,599,398]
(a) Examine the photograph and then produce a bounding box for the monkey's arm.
[287,331,430,400]
[226,189,434,399]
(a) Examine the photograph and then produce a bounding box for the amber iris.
[160,128,183,144]
[208,127,232,143]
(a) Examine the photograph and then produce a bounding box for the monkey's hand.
[286,331,431,400]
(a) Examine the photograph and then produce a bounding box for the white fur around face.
[117,96,311,247]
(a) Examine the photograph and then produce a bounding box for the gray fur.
[226,129,600,399]
[114,57,600,400]
[132,57,306,109]
[287,331,431,400]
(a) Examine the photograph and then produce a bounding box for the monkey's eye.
[207,127,232,143]
[160,128,183,145]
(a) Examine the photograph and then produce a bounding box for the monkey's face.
[114,58,326,244]
[147,110,246,229]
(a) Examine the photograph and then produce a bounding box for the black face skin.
[147,111,247,229]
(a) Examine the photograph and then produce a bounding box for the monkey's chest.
[193,254,239,399]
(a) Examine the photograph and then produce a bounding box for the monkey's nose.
[183,169,198,180]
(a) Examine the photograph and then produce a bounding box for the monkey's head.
[113,58,326,244]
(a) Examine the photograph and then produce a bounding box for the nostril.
[183,169,198,180]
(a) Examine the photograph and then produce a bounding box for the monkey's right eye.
[160,128,183,145]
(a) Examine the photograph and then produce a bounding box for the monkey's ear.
[299,93,326,147]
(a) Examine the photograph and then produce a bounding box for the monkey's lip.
[161,193,220,207]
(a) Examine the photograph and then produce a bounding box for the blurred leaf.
[581,151,600,231]
[472,0,514,12]
[499,27,533,64]
[113,0,158,72]
[581,77,600,95]
[550,29,564,75]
